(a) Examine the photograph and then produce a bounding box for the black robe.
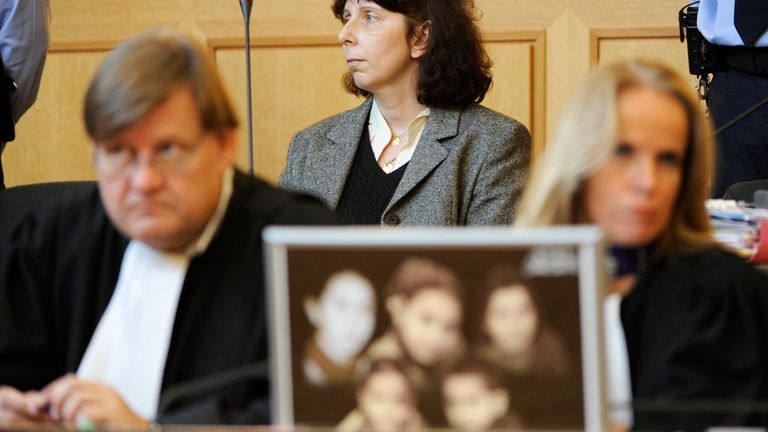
[622,248,768,430]
[0,171,340,424]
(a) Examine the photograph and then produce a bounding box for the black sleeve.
[0,187,126,391]
[626,250,768,430]
[0,205,63,390]
[235,171,346,227]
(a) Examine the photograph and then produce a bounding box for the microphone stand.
[240,0,254,175]
[156,360,269,417]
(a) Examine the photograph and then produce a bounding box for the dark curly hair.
[331,0,493,109]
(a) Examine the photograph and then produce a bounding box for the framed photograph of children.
[264,226,607,431]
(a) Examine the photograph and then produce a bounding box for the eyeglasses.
[94,132,208,178]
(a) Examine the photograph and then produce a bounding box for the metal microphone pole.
[240,0,254,175]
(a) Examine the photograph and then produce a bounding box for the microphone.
[239,0,254,175]
[240,0,253,20]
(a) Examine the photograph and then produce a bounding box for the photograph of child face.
[484,283,539,356]
[303,270,377,386]
[380,257,465,368]
[338,358,425,432]
[442,358,521,432]
[357,360,422,431]
[392,289,462,367]
[479,267,569,376]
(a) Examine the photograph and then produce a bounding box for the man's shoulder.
[642,247,768,296]
[39,182,105,224]
[1,181,126,265]
[230,171,341,226]
[671,248,759,275]
[2,181,105,239]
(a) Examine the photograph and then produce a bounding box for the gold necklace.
[381,130,408,173]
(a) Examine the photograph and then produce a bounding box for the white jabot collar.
[604,293,633,428]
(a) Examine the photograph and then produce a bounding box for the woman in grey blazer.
[280,0,530,226]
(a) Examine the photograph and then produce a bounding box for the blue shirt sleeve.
[0,0,50,123]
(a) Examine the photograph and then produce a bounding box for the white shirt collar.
[368,98,430,173]
[186,168,234,256]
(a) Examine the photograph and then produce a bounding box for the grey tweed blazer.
[279,98,530,226]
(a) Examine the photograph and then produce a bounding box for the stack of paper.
[706,199,768,261]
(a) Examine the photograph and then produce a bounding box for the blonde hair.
[516,60,716,258]
[84,28,238,142]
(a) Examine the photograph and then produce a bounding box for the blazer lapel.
[387,107,460,209]
[306,98,373,208]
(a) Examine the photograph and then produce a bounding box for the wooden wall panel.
[598,37,702,104]
[598,38,691,80]
[50,1,189,50]
[546,9,593,137]
[483,42,533,134]
[4,51,107,185]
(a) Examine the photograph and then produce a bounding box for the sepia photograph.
[265,227,605,431]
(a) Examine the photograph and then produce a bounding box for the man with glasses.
[0,29,339,428]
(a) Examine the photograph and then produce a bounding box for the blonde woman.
[517,60,768,430]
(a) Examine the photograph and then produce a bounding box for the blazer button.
[385,214,400,226]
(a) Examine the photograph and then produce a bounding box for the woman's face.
[583,85,688,247]
[394,288,463,367]
[483,285,538,355]
[337,0,425,96]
